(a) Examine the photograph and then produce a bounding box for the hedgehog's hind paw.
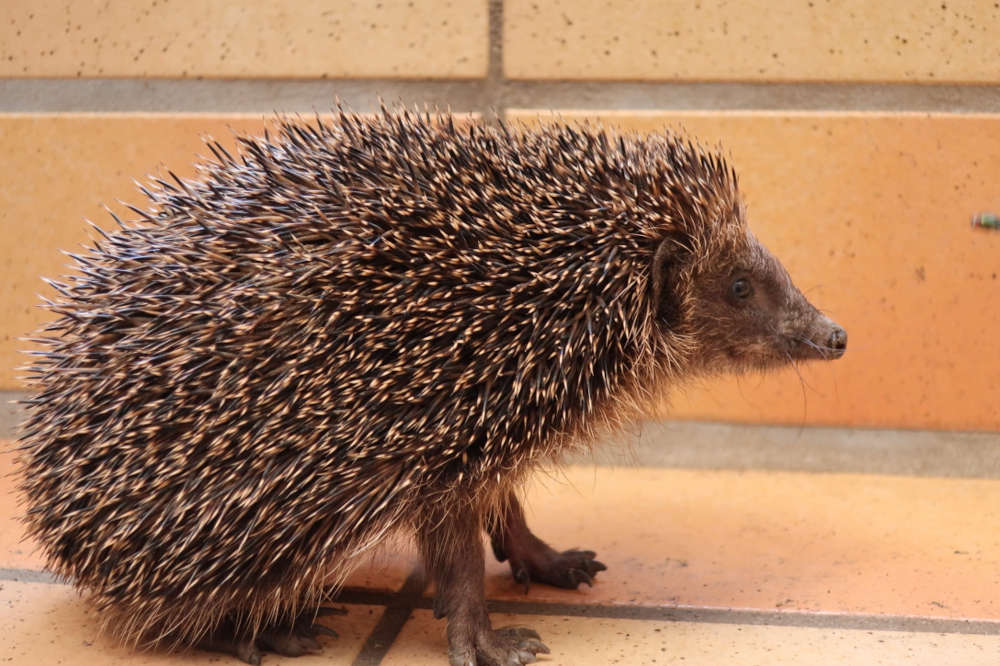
[489,493,606,592]
[199,610,340,663]
[257,626,321,657]
[257,611,340,658]
[197,634,263,665]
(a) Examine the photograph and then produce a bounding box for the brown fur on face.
[651,206,846,374]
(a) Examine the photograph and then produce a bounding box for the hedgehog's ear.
[652,232,693,328]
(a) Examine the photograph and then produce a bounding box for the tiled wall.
[0,1,488,78]
[505,0,1000,82]
[2,1,998,431]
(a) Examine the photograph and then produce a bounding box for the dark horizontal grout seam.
[477,600,1000,636]
[3,566,997,637]
[1,79,1000,114]
[0,567,64,584]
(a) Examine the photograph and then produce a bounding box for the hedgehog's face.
[654,231,846,373]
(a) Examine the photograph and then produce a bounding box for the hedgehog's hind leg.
[419,507,550,666]
[488,492,607,592]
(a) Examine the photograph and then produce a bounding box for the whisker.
[784,350,809,429]
[785,349,819,393]
[803,284,826,297]
[796,336,827,355]
[794,336,845,359]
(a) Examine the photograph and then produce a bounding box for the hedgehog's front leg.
[419,508,549,666]
[489,492,606,592]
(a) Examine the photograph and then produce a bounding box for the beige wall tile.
[508,111,1000,430]
[0,581,380,664]
[483,466,1000,620]
[384,610,1000,666]
[0,0,487,78]
[505,0,1000,82]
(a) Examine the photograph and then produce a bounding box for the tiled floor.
[2,431,999,665]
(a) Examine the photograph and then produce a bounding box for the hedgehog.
[16,108,847,666]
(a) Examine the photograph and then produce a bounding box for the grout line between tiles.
[0,567,63,584]
[350,567,427,666]
[2,566,997,637]
[483,0,504,121]
[2,79,1000,114]
[475,599,1000,636]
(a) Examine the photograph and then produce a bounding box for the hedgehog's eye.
[729,277,752,301]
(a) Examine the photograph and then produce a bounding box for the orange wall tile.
[1,114,274,390]
[505,0,1000,82]
[0,0,487,78]
[3,112,999,431]
[510,111,1000,431]
[0,112,469,391]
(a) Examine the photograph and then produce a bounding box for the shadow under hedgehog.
[17,108,846,666]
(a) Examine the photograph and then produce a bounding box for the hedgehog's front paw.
[451,626,549,666]
[507,543,607,592]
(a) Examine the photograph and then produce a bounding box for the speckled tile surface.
[504,0,1000,82]
[383,610,1000,666]
[4,438,999,663]
[7,442,1000,619]
[0,0,486,78]
[479,466,1000,620]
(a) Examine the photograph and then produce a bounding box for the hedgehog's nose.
[827,327,847,358]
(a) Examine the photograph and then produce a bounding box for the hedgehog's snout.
[827,326,847,358]
[797,311,847,361]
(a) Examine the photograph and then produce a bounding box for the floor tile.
[384,609,1000,666]
[482,466,1000,620]
[0,580,381,664]
[8,442,999,623]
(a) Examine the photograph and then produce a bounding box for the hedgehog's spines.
[17,106,743,650]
